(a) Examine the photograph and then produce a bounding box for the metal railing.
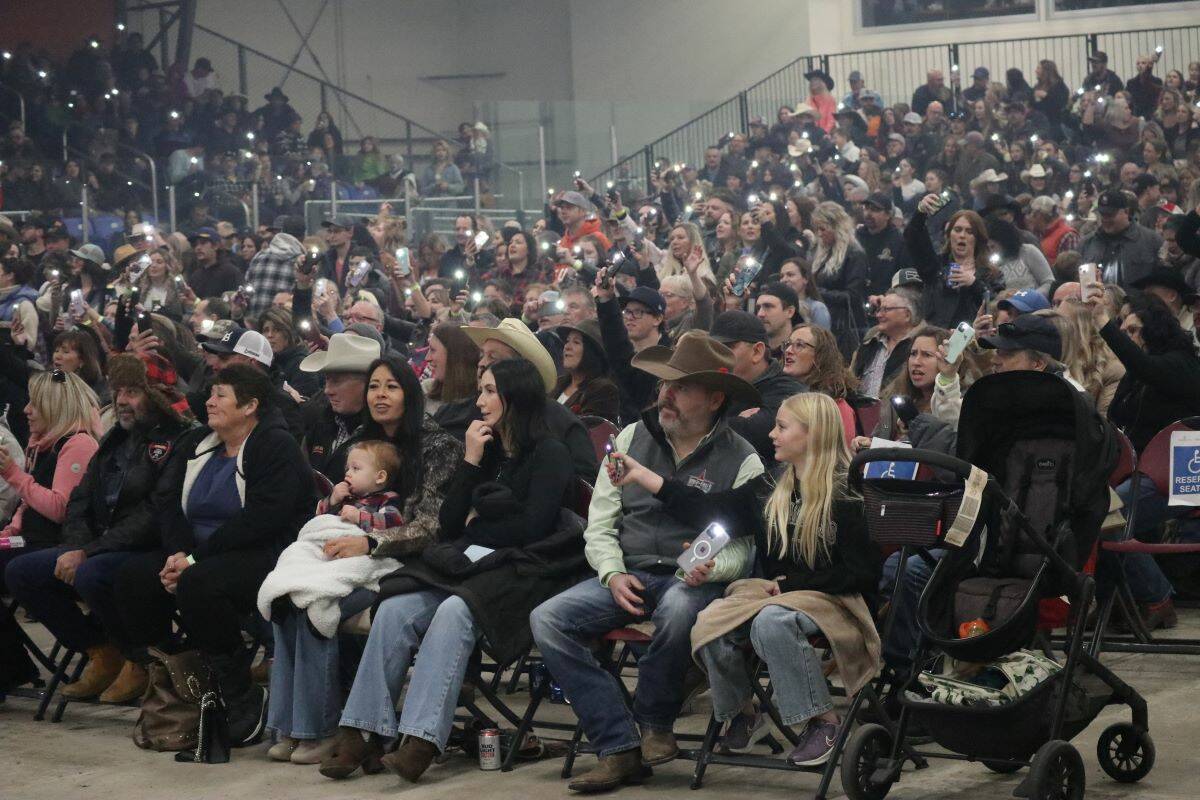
[591,23,1200,193]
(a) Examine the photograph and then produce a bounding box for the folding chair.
[1097,418,1200,655]
[582,418,621,464]
[851,399,882,438]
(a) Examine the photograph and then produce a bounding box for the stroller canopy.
[956,371,1118,564]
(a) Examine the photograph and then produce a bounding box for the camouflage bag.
[914,649,1061,708]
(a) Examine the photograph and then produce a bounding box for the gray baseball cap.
[554,190,591,210]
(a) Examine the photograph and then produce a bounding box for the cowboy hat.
[264,87,289,102]
[631,330,761,405]
[803,70,834,91]
[787,139,813,158]
[792,102,818,118]
[969,168,1008,189]
[556,318,608,370]
[462,318,558,393]
[299,332,381,373]
[1020,164,1051,181]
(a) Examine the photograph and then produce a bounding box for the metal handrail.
[60,124,160,220]
[0,81,25,127]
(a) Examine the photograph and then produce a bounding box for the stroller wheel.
[982,759,1022,774]
[1028,740,1085,800]
[840,723,896,800]
[1096,723,1155,783]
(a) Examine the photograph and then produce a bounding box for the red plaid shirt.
[317,489,404,533]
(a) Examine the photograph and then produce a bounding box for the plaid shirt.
[317,489,404,533]
[245,234,304,319]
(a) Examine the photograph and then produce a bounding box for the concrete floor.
[3,616,1199,800]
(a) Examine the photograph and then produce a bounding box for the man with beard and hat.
[4,353,194,704]
[531,330,764,793]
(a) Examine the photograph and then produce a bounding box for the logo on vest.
[686,470,714,493]
[1036,457,1056,471]
[148,442,171,464]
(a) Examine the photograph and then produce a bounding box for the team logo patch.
[148,442,171,464]
[311,445,326,457]
[686,470,714,493]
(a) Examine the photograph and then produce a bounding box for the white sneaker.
[291,736,340,764]
[267,737,299,762]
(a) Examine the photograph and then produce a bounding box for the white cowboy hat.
[969,169,1008,189]
[462,318,557,393]
[787,139,813,157]
[1020,163,1051,181]
[299,332,381,373]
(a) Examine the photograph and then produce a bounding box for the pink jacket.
[0,432,99,539]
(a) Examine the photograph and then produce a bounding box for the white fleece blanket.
[256,514,399,638]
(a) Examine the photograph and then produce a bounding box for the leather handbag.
[131,648,213,752]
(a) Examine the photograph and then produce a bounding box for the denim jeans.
[1104,476,1175,605]
[878,548,944,668]
[339,589,480,751]
[698,605,832,726]
[267,587,376,741]
[6,546,138,652]
[529,573,725,757]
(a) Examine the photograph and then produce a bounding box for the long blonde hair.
[810,201,856,279]
[27,370,100,446]
[763,393,851,567]
[657,222,716,286]
[1036,304,1111,402]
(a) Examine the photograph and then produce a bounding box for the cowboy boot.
[61,644,124,699]
[98,659,149,703]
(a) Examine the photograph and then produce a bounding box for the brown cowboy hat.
[631,330,761,405]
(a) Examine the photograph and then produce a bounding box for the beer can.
[478,728,501,770]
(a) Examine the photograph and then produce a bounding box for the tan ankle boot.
[381,735,439,783]
[61,645,124,699]
[318,727,384,780]
[98,660,149,703]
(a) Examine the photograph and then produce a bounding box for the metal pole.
[145,156,159,227]
[473,177,481,214]
[81,187,90,244]
[168,185,177,233]
[17,95,24,128]
[251,182,260,230]
[537,125,547,200]
[517,170,525,216]
[330,177,338,217]
[610,125,618,166]
[237,44,248,96]
[62,131,68,162]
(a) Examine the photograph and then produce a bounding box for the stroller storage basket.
[901,668,1112,762]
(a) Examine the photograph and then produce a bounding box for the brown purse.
[131,648,214,752]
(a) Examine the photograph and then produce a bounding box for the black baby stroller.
[843,372,1153,800]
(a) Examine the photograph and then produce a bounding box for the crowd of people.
[0,40,1199,795]
[0,31,495,235]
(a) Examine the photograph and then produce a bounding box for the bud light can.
[478,728,501,770]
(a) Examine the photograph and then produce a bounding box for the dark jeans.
[6,546,139,652]
[0,546,49,690]
[530,573,725,757]
[879,548,944,668]
[1101,476,1179,605]
[113,548,277,656]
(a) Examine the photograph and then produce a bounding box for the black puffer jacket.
[61,412,195,556]
[904,209,998,329]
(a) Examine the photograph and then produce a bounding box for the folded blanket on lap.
[256,514,400,638]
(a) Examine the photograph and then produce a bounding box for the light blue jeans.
[267,588,376,740]
[698,605,832,726]
[339,589,480,751]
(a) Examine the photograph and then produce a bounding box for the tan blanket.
[690,578,882,697]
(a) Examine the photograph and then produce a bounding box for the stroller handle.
[848,447,981,492]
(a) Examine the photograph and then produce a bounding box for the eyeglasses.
[784,339,814,351]
[622,308,652,320]
[876,305,908,314]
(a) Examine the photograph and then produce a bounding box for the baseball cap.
[980,315,1062,361]
[997,289,1051,314]
[69,243,106,267]
[903,112,922,125]
[887,132,906,145]
[188,226,220,243]
[863,191,893,213]
[1096,189,1129,214]
[709,310,768,345]
[848,70,864,82]
[890,268,923,289]
[973,66,990,80]
[320,212,358,229]
[1132,173,1159,196]
[1088,51,1108,64]
[201,325,274,367]
[860,90,883,105]
[554,190,591,210]
[196,318,235,342]
[617,286,666,317]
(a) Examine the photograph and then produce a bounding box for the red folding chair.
[854,400,882,439]
[1098,418,1200,655]
[582,418,621,465]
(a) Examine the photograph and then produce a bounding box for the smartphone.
[452,268,468,291]
[469,290,484,310]
[891,395,919,425]
[69,289,85,319]
[136,311,152,333]
[1078,262,1097,298]
[298,252,320,275]
[598,266,614,291]
[473,230,490,250]
[605,435,623,481]
[314,277,330,298]
[730,257,762,297]
[677,522,731,575]
[945,321,975,364]
[394,247,412,277]
[347,259,371,288]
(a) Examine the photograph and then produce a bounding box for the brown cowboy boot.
[60,644,124,699]
[567,749,647,793]
[640,729,679,766]
[318,726,385,779]
[381,735,439,783]
[98,659,149,703]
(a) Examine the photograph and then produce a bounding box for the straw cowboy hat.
[631,330,761,405]
[787,139,813,158]
[462,318,558,393]
[1020,164,1051,182]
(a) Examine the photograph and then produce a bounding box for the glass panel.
[861,1,1036,28]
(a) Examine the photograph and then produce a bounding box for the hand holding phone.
[945,321,975,364]
[677,522,730,577]
[605,435,623,481]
